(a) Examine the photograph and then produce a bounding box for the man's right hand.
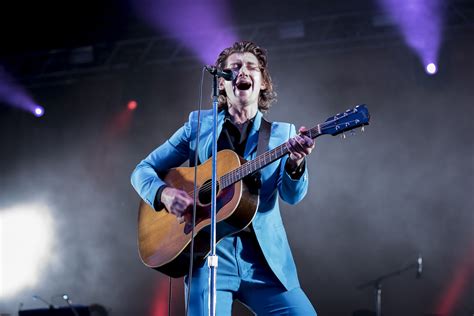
[160,187,194,224]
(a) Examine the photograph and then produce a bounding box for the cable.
[185,66,206,316]
[168,276,172,316]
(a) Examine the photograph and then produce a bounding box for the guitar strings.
[182,141,292,197]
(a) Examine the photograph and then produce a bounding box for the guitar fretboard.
[220,124,321,188]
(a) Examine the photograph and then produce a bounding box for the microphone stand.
[61,295,80,316]
[357,260,420,316]
[208,72,219,316]
[32,295,54,309]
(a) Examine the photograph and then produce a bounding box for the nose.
[238,66,250,77]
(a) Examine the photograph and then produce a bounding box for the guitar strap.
[242,116,272,194]
[257,117,272,157]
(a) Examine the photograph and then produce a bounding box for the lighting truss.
[2,1,472,87]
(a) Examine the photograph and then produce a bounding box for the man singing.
[131,41,317,315]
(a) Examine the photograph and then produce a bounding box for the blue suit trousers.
[185,232,317,315]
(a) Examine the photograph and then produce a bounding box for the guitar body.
[137,149,259,278]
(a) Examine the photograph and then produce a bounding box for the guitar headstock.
[320,104,370,136]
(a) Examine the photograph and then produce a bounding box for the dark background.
[0,1,473,315]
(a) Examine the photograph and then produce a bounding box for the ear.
[260,79,267,91]
[218,78,225,91]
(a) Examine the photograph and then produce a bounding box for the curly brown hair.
[215,41,277,113]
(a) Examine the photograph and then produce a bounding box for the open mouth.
[236,81,252,90]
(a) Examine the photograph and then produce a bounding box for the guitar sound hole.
[198,180,220,205]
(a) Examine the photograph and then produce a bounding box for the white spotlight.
[426,63,437,75]
[0,203,56,299]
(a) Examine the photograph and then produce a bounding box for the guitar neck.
[220,124,322,189]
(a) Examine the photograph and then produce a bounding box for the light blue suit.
[131,109,316,315]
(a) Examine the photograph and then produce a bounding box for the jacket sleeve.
[277,123,309,205]
[130,112,194,208]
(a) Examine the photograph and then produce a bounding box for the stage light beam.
[0,203,56,299]
[0,67,43,116]
[378,0,444,74]
[134,0,237,65]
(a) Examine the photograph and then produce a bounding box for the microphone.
[416,255,423,278]
[32,295,54,309]
[205,65,237,81]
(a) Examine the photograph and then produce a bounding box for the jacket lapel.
[200,110,226,162]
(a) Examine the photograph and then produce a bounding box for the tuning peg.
[341,133,346,139]
[361,126,365,132]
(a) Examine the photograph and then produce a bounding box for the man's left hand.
[287,126,315,168]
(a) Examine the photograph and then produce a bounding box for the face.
[219,52,267,109]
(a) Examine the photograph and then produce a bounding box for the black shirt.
[218,111,255,156]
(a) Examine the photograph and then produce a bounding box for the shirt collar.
[224,109,258,125]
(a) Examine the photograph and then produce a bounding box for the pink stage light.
[127,100,138,111]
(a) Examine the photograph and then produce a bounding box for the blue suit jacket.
[131,109,309,290]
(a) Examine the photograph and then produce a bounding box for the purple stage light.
[34,105,45,117]
[426,63,437,75]
[134,0,237,65]
[0,66,42,116]
[378,0,444,71]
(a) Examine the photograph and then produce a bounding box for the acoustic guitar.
[137,104,370,277]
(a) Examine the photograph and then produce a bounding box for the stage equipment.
[32,296,54,309]
[18,307,90,316]
[61,294,79,316]
[33,105,44,117]
[358,255,423,316]
[426,63,438,75]
[204,66,237,81]
[127,100,137,110]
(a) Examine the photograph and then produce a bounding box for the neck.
[228,103,258,124]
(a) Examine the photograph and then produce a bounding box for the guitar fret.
[225,144,292,188]
[222,119,325,188]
